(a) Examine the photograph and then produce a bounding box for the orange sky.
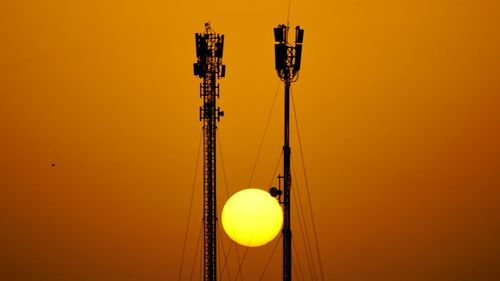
[1,0,499,280]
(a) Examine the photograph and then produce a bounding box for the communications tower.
[193,23,226,281]
[271,24,304,281]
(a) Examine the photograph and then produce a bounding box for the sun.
[222,188,283,247]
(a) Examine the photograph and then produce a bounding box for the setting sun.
[222,188,283,247]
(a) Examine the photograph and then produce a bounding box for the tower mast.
[273,24,304,281]
[193,23,226,281]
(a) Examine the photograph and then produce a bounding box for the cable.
[234,243,244,281]
[178,130,203,281]
[217,226,232,281]
[258,237,282,281]
[233,246,250,281]
[219,239,234,281]
[217,227,223,281]
[217,129,244,281]
[189,222,203,281]
[247,82,281,187]
[230,141,282,281]
[216,129,232,198]
[292,239,306,281]
[268,150,284,188]
[292,163,318,281]
[291,89,326,281]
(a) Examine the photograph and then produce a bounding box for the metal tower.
[272,24,304,281]
[193,23,225,281]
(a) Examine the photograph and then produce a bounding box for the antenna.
[193,22,225,281]
[271,23,304,281]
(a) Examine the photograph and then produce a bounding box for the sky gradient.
[1,0,499,280]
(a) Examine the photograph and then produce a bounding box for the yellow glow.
[222,188,283,247]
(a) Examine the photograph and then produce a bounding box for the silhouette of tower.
[272,24,304,281]
[193,23,225,281]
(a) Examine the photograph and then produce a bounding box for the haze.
[1,0,499,280]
